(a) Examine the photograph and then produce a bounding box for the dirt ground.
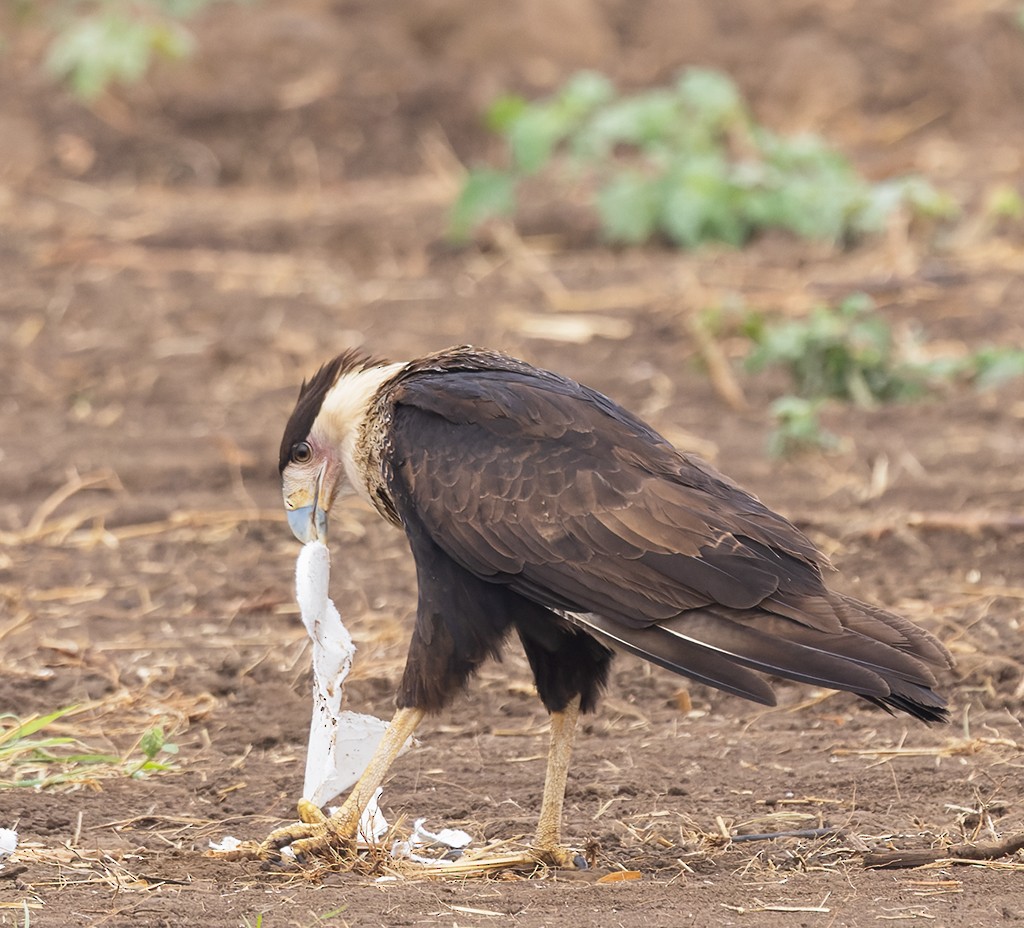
[2,1,1024,926]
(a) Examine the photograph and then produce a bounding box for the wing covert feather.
[384,370,828,625]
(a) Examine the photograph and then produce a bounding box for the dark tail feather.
[863,691,949,724]
[575,592,950,723]
[827,593,953,670]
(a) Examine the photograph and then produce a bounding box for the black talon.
[260,856,295,871]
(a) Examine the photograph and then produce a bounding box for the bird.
[258,345,951,869]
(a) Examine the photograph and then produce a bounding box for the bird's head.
[279,350,403,544]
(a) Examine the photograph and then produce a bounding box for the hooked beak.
[286,467,330,544]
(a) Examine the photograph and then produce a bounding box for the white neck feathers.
[313,361,405,502]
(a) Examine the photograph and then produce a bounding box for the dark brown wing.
[382,362,949,718]
[385,368,831,621]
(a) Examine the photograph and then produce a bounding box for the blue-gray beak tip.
[287,504,327,544]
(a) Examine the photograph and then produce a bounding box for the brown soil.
[2,2,1024,926]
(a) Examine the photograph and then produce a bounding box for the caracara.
[259,346,950,868]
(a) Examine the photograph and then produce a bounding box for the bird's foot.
[529,842,590,870]
[266,799,358,865]
[219,799,359,868]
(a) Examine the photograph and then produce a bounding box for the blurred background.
[3,1,1024,470]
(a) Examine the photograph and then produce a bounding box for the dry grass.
[0,693,211,790]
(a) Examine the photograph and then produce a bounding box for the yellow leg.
[531,695,586,868]
[259,706,424,864]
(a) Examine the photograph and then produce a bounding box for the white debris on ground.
[355,786,389,845]
[392,819,473,865]
[0,828,17,869]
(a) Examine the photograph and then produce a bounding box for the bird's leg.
[260,706,425,864]
[529,694,587,868]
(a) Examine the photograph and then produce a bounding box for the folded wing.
[383,365,950,720]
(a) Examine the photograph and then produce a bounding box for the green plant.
[127,724,179,778]
[744,293,926,406]
[919,343,1024,391]
[452,69,954,247]
[745,294,922,456]
[967,345,1024,389]
[743,294,1024,455]
[39,0,244,99]
[984,183,1024,222]
[767,397,838,457]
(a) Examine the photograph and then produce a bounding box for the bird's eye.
[291,441,313,464]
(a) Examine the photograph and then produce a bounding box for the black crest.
[278,349,387,472]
